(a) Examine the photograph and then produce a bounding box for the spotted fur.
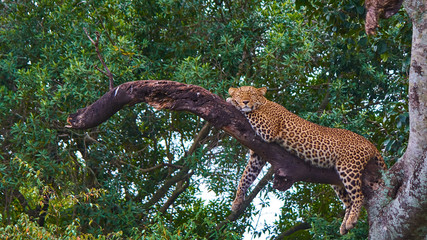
[231,150,265,212]
[227,86,386,235]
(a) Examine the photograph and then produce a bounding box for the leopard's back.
[246,101,380,169]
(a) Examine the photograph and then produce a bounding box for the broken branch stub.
[365,0,404,35]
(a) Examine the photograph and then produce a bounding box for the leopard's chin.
[241,107,252,112]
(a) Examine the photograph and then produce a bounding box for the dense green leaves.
[0,0,410,239]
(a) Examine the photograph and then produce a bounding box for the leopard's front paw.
[339,213,357,235]
[231,197,244,212]
[345,214,357,232]
[339,222,348,235]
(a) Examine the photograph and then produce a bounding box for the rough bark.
[366,1,427,239]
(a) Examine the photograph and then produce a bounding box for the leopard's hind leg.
[332,185,352,235]
[336,162,365,234]
[232,150,265,212]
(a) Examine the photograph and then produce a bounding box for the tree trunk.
[366,1,427,238]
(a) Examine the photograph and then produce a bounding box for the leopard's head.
[227,86,267,112]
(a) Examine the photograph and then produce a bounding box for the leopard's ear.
[258,87,267,95]
[228,87,237,96]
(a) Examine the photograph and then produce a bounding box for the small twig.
[163,163,185,169]
[84,132,100,144]
[115,160,183,173]
[115,160,163,173]
[83,27,114,90]
[94,65,107,75]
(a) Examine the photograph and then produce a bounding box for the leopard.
[227,86,386,235]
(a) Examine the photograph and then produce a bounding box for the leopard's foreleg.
[232,150,266,212]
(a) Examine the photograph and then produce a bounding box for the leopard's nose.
[243,100,249,105]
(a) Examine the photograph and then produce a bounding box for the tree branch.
[142,122,211,210]
[67,80,391,236]
[114,160,182,173]
[143,166,191,209]
[366,2,427,238]
[67,80,343,191]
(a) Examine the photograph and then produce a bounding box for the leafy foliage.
[0,0,410,239]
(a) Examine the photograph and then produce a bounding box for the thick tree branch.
[67,80,344,191]
[67,80,390,236]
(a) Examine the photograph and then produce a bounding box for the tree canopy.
[0,0,416,239]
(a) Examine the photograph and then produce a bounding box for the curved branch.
[67,80,343,191]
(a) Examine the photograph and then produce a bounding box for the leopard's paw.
[344,214,357,233]
[231,197,243,212]
[339,222,348,235]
